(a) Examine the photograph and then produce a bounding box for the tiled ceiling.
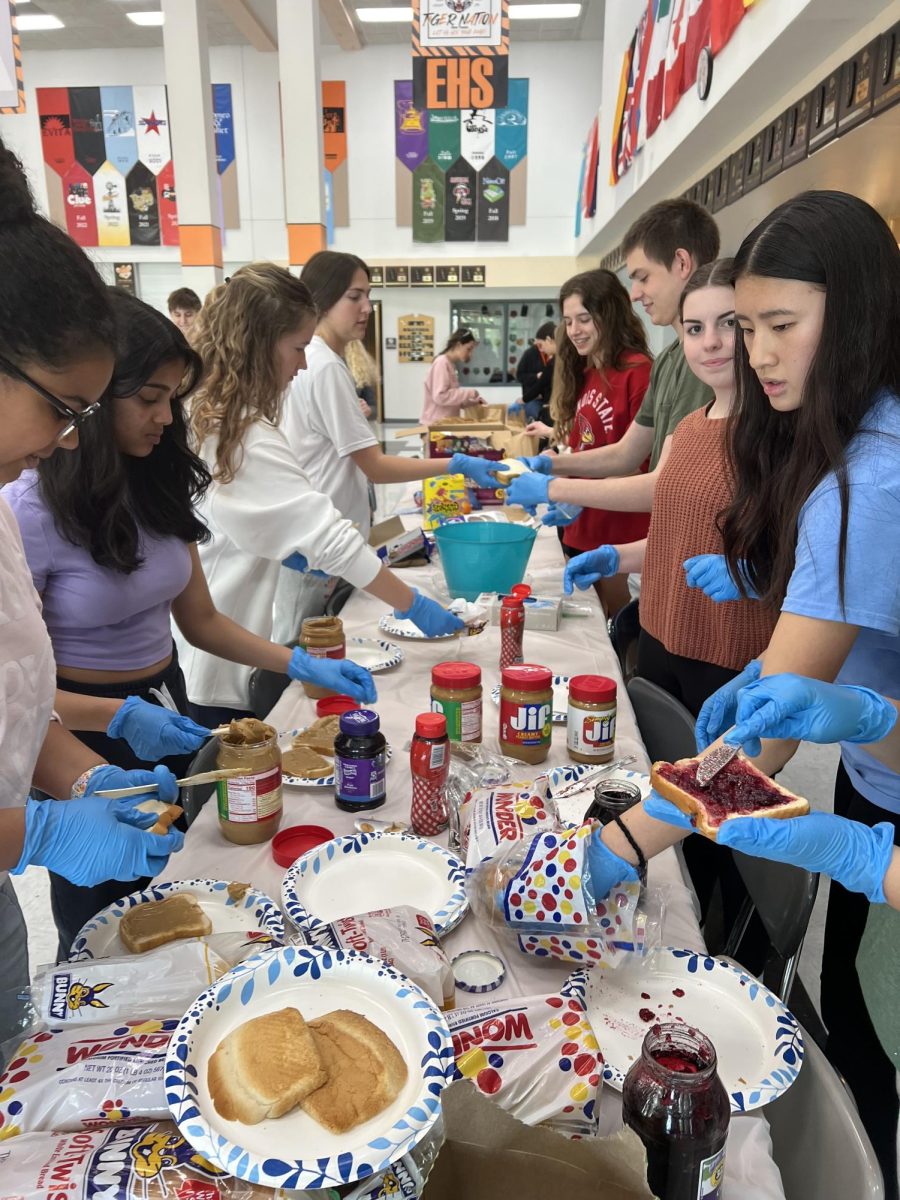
[15,0,602,50]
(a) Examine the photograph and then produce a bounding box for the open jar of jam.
[623,1022,730,1200]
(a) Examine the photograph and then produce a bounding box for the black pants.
[822,761,900,1200]
[49,651,195,961]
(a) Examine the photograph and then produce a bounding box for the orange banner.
[322,80,347,174]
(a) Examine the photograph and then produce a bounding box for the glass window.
[450,299,559,387]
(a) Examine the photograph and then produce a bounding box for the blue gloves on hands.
[506,471,551,513]
[695,659,762,751]
[107,696,210,761]
[541,503,582,528]
[517,454,555,475]
[643,789,694,831]
[282,552,328,579]
[724,675,900,758]
[14,794,185,888]
[287,646,376,704]
[447,453,506,490]
[80,764,179,804]
[683,554,758,603]
[395,588,465,638]
[563,545,620,595]
[587,826,640,900]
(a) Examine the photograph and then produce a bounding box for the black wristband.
[613,815,647,883]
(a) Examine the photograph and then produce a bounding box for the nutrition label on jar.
[217,766,282,822]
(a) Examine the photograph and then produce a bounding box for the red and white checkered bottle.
[410,712,450,836]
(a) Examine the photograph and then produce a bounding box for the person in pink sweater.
[421,328,486,423]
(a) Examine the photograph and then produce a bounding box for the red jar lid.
[501,594,525,610]
[272,824,334,868]
[569,674,617,704]
[501,664,552,693]
[432,661,482,689]
[316,695,359,717]
[416,712,447,738]
[511,584,532,599]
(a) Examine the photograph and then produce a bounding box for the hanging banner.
[133,85,171,175]
[100,85,138,175]
[70,87,105,176]
[1,0,25,113]
[495,78,528,169]
[212,81,240,229]
[476,156,509,241]
[644,0,673,140]
[156,160,179,246]
[322,80,348,228]
[460,106,494,169]
[94,161,131,247]
[412,157,445,243]
[444,155,477,241]
[395,80,429,171]
[62,161,99,247]
[412,0,509,109]
[583,115,599,216]
[38,88,75,176]
[428,108,460,170]
[126,161,160,245]
[113,263,137,295]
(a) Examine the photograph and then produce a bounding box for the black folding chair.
[609,598,641,683]
[179,737,221,828]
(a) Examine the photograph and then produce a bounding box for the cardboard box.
[423,1083,654,1200]
[476,592,562,631]
[369,515,429,565]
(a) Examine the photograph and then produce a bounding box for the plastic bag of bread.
[460,779,558,876]
[447,980,602,1138]
[0,1018,177,1137]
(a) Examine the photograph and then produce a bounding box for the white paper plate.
[279,728,393,788]
[347,636,405,672]
[578,947,804,1112]
[547,765,651,829]
[166,945,454,1190]
[67,879,285,961]
[378,613,457,641]
[490,674,569,723]
[282,831,468,937]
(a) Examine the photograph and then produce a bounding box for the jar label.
[216,764,283,824]
[302,643,345,661]
[431,696,482,742]
[499,697,552,748]
[567,707,616,758]
[335,752,386,803]
[698,1145,726,1198]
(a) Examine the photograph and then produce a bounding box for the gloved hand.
[541,503,581,528]
[563,545,620,594]
[448,453,506,490]
[642,788,694,831]
[395,588,465,638]
[13,795,185,888]
[717,812,895,904]
[683,554,758,602]
[587,826,640,900]
[287,646,376,704]
[506,471,551,513]
[107,696,211,761]
[507,402,524,419]
[517,454,555,475]
[282,552,328,579]
[724,676,899,758]
[695,659,762,751]
[80,764,179,804]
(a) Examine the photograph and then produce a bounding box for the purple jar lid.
[339,708,380,737]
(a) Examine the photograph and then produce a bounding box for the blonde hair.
[190,263,317,483]
[344,338,378,389]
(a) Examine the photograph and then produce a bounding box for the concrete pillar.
[277,0,326,268]
[162,0,223,295]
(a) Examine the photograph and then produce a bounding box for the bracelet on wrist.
[70,765,103,799]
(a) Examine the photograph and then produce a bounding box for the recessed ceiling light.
[356,7,412,21]
[126,11,165,25]
[15,14,64,30]
[354,3,580,20]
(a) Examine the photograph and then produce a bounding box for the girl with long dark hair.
[421,326,485,423]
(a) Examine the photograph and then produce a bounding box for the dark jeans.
[185,702,254,728]
[49,651,195,961]
[823,761,900,1200]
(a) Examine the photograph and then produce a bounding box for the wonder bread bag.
[461,779,558,876]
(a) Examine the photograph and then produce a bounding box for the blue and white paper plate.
[547,764,651,829]
[68,878,285,961]
[280,729,393,788]
[347,636,405,673]
[165,945,454,1190]
[282,832,468,938]
[577,946,804,1112]
[490,674,569,723]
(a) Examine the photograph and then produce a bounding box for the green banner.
[412,157,445,243]
[428,109,461,171]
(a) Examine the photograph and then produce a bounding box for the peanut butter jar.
[566,674,617,764]
[498,664,553,764]
[216,718,283,845]
[299,615,346,699]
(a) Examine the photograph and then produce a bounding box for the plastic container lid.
[452,949,506,993]
[272,824,334,868]
[415,712,447,738]
[501,663,553,693]
[339,708,380,737]
[431,661,482,689]
[316,695,360,717]
[511,584,532,599]
[569,674,617,704]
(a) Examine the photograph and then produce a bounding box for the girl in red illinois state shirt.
[551,268,652,616]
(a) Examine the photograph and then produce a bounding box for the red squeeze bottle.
[499,594,525,670]
[410,712,450,836]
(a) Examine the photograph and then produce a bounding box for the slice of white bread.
[134,798,183,835]
[119,892,213,954]
[282,746,333,779]
[650,753,809,841]
[292,715,341,756]
[493,458,528,486]
[302,1010,408,1134]
[208,1007,327,1124]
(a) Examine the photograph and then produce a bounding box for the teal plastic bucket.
[434,521,537,602]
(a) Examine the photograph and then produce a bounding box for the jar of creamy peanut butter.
[216,718,283,845]
[299,616,346,699]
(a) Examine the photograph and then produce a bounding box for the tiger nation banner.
[412,0,509,110]
[444,155,477,241]
[476,156,509,240]
[412,157,446,242]
[428,108,461,170]
[1,0,25,113]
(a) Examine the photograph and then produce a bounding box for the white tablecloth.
[159,523,786,1199]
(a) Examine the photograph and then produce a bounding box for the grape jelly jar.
[334,709,386,813]
[623,1023,730,1200]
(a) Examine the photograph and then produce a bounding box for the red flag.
[711,0,752,55]
[663,0,710,119]
[645,0,673,138]
[627,0,655,155]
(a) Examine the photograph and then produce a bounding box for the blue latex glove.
[642,788,695,831]
[287,646,376,704]
[107,696,211,761]
[517,454,554,475]
[447,453,506,490]
[81,764,179,805]
[587,826,640,900]
[541,503,581,528]
[563,545,620,595]
[12,795,185,887]
[507,402,524,419]
[725,676,899,758]
[683,554,758,602]
[718,813,895,904]
[506,471,551,513]
[695,659,762,751]
[395,588,465,638]
[282,552,329,579]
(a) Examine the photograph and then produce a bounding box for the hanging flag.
[157,160,178,246]
[582,115,598,213]
[608,40,631,184]
[37,88,74,176]
[476,156,509,241]
[213,82,239,228]
[70,87,105,176]
[62,160,98,247]
[627,1,655,155]
[428,109,461,170]
[444,155,477,241]
[395,81,429,171]
[663,0,710,119]
[100,85,138,175]
[125,161,160,245]
[94,161,130,247]
[644,0,673,138]
[495,77,528,170]
[133,85,171,176]
[574,137,587,238]
[460,105,495,170]
[412,157,445,242]
[711,0,755,55]
[616,25,640,179]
